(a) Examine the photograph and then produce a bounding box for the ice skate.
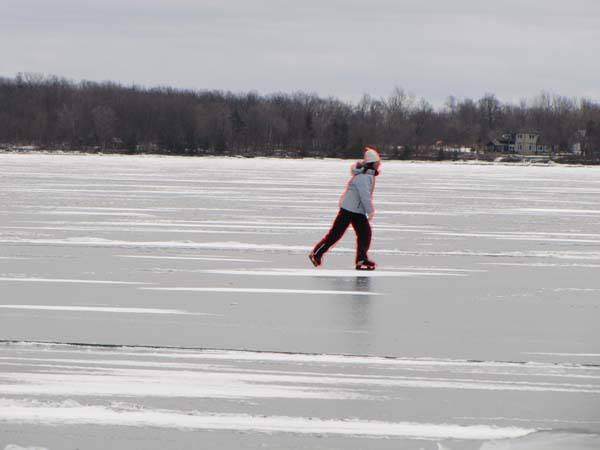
[355,259,376,271]
[308,251,322,267]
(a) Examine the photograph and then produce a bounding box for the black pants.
[313,208,372,263]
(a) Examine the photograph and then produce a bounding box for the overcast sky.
[2,0,599,106]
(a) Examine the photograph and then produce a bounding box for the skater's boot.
[308,251,322,267]
[355,259,376,271]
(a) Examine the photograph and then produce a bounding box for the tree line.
[1,73,600,160]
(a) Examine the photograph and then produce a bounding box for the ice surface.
[1,342,599,449]
[1,154,600,449]
[0,277,146,284]
[197,268,466,277]
[0,305,210,315]
[0,398,536,440]
[4,445,49,450]
[141,286,380,295]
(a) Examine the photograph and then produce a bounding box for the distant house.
[434,141,473,153]
[12,145,38,152]
[488,132,549,154]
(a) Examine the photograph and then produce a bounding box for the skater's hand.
[367,212,375,221]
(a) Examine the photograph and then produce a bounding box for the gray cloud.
[1,0,599,105]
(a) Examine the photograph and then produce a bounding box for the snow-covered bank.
[3,150,600,168]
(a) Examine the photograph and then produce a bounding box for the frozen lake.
[0,154,599,449]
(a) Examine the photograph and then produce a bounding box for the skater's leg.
[312,209,352,260]
[350,213,372,263]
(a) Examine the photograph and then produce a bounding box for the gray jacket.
[339,163,376,215]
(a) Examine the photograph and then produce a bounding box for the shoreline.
[1,149,599,168]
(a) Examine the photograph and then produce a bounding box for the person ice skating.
[309,147,381,270]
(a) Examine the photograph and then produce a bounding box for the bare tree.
[91,105,117,149]
[2,74,600,161]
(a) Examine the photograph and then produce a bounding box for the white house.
[490,132,549,154]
